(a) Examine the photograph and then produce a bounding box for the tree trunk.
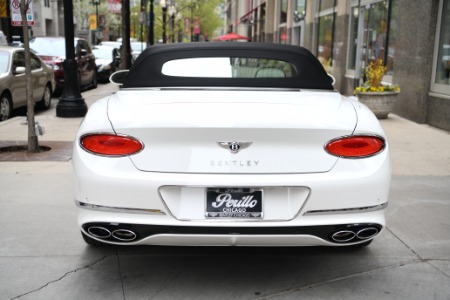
[20,0,39,152]
[120,0,132,69]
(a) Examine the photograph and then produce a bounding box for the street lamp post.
[57,0,87,118]
[169,4,176,43]
[148,0,154,45]
[91,0,100,44]
[120,0,132,69]
[140,2,145,46]
[161,0,167,43]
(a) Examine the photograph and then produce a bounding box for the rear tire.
[0,92,12,121]
[53,86,62,97]
[91,72,98,89]
[37,84,52,110]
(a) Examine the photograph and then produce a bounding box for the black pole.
[171,13,175,43]
[56,0,87,118]
[384,0,393,65]
[162,5,167,43]
[190,4,193,42]
[149,0,154,45]
[140,0,144,46]
[95,1,99,44]
[121,0,132,69]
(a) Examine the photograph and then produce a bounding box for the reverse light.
[325,135,385,158]
[80,134,143,156]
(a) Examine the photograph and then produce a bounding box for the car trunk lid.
[107,89,356,174]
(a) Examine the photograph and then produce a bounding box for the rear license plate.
[206,188,263,218]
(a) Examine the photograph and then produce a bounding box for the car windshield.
[30,38,66,56]
[0,51,10,73]
[162,57,297,78]
[93,47,113,60]
[100,42,121,48]
[131,43,145,52]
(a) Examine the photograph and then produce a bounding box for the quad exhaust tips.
[87,226,137,242]
[331,226,380,243]
[84,223,381,245]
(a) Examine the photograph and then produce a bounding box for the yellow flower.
[354,59,400,94]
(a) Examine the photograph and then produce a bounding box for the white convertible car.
[73,43,390,247]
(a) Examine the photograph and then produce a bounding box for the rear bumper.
[78,205,386,246]
[73,142,390,246]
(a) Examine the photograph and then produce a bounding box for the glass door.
[355,1,389,86]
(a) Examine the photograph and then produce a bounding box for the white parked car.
[73,43,390,247]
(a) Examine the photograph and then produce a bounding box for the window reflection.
[317,14,334,72]
[347,7,359,70]
[346,1,395,79]
[436,0,450,85]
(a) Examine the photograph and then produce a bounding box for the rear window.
[30,38,65,56]
[0,51,10,73]
[162,57,297,78]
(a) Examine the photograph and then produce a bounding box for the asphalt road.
[0,83,449,300]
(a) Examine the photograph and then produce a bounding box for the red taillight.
[325,135,385,158]
[80,134,143,156]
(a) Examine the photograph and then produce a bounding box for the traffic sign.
[10,0,35,27]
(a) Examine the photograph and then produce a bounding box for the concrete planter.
[356,91,400,119]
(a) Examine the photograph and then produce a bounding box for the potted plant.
[354,59,400,119]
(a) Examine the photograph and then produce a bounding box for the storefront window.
[278,0,289,44]
[259,4,266,42]
[317,13,335,72]
[366,2,388,63]
[279,26,288,44]
[316,0,336,71]
[320,0,335,11]
[295,0,307,21]
[435,0,450,86]
[280,0,288,24]
[347,6,359,70]
[346,1,396,83]
[386,0,398,74]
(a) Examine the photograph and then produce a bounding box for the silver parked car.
[0,46,55,121]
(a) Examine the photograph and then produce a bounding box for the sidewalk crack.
[10,256,108,300]
[386,226,424,260]
[255,261,420,299]
[116,249,126,300]
[425,259,450,279]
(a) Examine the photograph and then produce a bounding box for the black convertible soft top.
[122,42,334,90]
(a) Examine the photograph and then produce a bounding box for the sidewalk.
[0,83,118,142]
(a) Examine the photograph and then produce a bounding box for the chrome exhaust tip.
[331,230,356,243]
[87,226,111,239]
[356,227,379,240]
[112,229,137,242]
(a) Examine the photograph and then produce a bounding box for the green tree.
[176,0,223,41]
[20,0,39,152]
[74,0,224,44]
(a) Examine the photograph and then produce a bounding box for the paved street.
[0,83,449,300]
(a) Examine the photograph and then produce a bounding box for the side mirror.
[109,70,129,86]
[14,66,26,75]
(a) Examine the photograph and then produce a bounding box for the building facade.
[0,0,63,42]
[226,0,450,131]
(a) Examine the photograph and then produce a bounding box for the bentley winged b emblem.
[217,142,253,154]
